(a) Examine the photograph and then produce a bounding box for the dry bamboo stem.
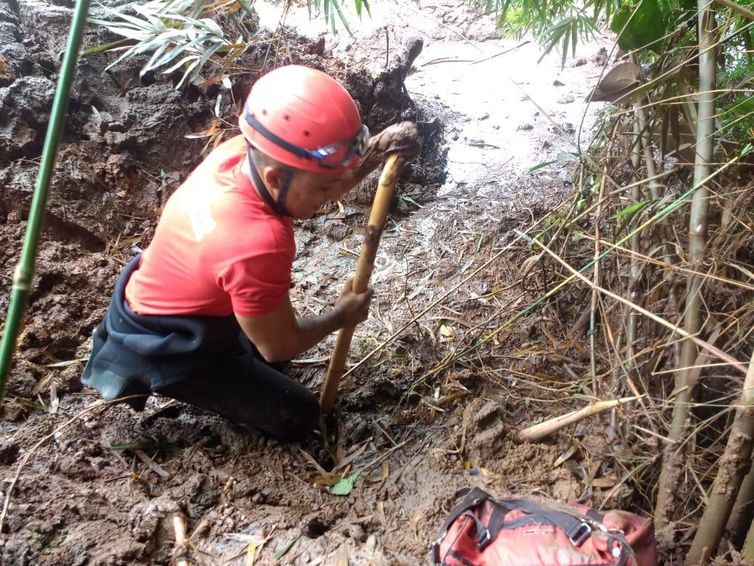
[656,0,718,530]
[635,106,664,202]
[626,112,644,379]
[320,155,404,411]
[725,458,754,545]
[173,513,189,566]
[744,513,754,563]
[590,169,608,393]
[530,236,747,375]
[687,346,754,564]
[518,396,642,442]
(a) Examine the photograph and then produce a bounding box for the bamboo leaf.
[81,38,130,55]
[529,152,575,172]
[273,537,298,561]
[162,53,199,75]
[610,0,668,52]
[613,200,649,218]
[529,159,559,172]
[330,0,353,35]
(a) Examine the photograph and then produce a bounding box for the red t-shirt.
[125,135,295,317]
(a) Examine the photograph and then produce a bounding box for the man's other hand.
[370,121,421,160]
[346,122,421,188]
[334,277,374,327]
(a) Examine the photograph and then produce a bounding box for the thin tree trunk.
[655,0,717,529]
[687,348,754,564]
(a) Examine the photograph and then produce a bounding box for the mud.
[1,0,642,564]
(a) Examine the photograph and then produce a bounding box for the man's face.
[263,166,353,219]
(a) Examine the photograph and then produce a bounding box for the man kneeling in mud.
[82,65,419,440]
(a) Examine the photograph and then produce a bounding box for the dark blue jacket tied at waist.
[81,256,242,410]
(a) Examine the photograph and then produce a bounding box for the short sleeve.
[218,250,293,316]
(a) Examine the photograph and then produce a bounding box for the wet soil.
[0,0,634,564]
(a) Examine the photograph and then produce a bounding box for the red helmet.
[239,65,369,174]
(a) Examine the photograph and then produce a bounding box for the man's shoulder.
[206,134,248,164]
[211,196,295,256]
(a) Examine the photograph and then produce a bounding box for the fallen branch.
[518,396,643,442]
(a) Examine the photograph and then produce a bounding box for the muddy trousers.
[82,256,319,441]
[154,343,319,441]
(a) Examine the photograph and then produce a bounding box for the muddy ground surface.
[0,0,649,564]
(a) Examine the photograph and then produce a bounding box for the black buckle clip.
[430,541,441,564]
[477,527,492,550]
[569,522,592,546]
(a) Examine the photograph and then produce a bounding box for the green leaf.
[273,537,298,561]
[330,0,352,35]
[328,471,361,496]
[81,38,130,55]
[610,0,668,52]
[529,152,575,172]
[614,200,649,218]
[529,159,559,172]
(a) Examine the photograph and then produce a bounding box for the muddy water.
[258,0,610,202]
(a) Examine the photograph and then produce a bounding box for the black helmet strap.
[246,146,292,217]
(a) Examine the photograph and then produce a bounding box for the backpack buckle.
[568,522,592,546]
[477,527,492,550]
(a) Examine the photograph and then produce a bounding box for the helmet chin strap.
[246,147,292,217]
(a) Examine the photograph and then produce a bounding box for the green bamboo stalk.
[687,347,754,563]
[626,114,643,374]
[655,0,717,530]
[0,0,91,402]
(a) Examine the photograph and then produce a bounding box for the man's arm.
[236,278,372,363]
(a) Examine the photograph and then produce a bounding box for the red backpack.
[431,488,657,566]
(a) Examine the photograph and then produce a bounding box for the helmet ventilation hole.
[303,130,310,137]
[284,114,290,121]
[261,109,268,116]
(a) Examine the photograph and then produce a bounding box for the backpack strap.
[495,499,595,547]
[431,488,493,564]
[444,548,476,566]
[436,488,492,539]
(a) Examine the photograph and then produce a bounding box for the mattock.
[320,154,405,412]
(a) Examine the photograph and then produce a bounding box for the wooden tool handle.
[320,155,404,411]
